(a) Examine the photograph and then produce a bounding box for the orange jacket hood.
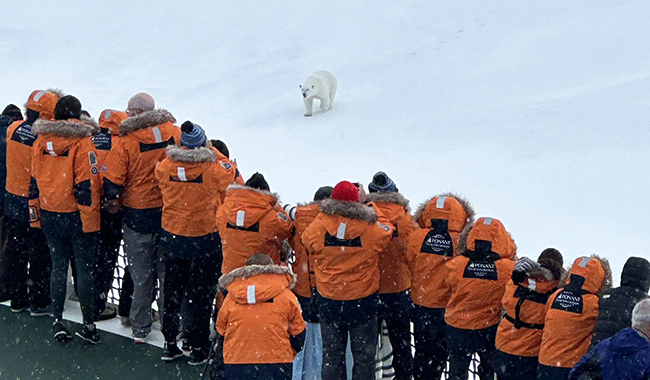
[25,90,60,121]
[32,117,99,153]
[414,192,475,231]
[99,109,127,135]
[222,185,281,228]
[458,217,516,260]
[563,255,612,296]
[119,109,176,142]
[366,192,411,216]
[219,265,297,304]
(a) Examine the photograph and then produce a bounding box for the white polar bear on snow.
[300,71,337,117]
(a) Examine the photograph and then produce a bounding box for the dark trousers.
[42,211,97,324]
[493,350,538,380]
[0,213,10,301]
[412,305,447,380]
[378,291,412,380]
[94,209,123,315]
[225,363,292,380]
[118,265,134,317]
[536,363,571,380]
[318,293,378,380]
[161,231,221,349]
[446,324,498,380]
[3,216,51,307]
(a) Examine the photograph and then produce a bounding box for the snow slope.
[2,0,649,282]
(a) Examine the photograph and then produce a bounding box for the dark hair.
[246,253,274,266]
[210,139,230,158]
[54,95,82,120]
[245,172,270,192]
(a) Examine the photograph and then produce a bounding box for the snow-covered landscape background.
[2,0,649,284]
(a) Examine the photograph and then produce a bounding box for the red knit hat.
[331,181,360,202]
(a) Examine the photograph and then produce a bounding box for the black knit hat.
[54,95,82,120]
[245,172,270,192]
[537,248,563,280]
[313,186,333,201]
[621,257,650,293]
[2,104,23,121]
[210,139,230,158]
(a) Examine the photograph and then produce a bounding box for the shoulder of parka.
[413,192,475,225]
[218,264,297,291]
[319,199,377,223]
[165,145,216,163]
[119,109,176,136]
[365,192,410,214]
[32,116,99,137]
[226,184,281,205]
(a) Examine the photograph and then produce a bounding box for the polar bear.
[300,71,337,117]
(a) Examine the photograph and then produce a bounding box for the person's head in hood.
[2,104,23,121]
[621,257,650,294]
[368,171,398,193]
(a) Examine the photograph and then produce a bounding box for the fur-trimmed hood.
[219,264,297,304]
[226,184,280,205]
[365,192,410,214]
[319,198,377,223]
[561,254,613,297]
[221,184,283,230]
[456,217,517,260]
[32,116,99,137]
[414,192,475,229]
[119,109,176,136]
[165,145,216,163]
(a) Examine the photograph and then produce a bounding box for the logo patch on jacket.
[377,222,391,232]
[88,151,98,166]
[463,260,498,280]
[277,212,288,222]
[420,230,454,257]
[551,290,584,313]
[220,161,232,170]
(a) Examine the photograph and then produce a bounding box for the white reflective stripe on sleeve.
[247,285,256,304]
[436,196,447,209]
[528,279,537,291]
[152,127,163,143]
[46,141,57,156]
[34,91,46,102]
[337,223,347,239]
[104,110,112,120]
[177,167,187,181]
[236,210,246,227]
[579,257,591,268]
[484,217,493,225]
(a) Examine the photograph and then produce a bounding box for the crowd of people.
[0,89,648,380]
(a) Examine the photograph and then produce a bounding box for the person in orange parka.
[3,90,60,315]
[216,172,293,275]
[444,216,516,380]
[217,253,306,380]
[493,248,564,380]
[365,171,415,380]
[155,121,241,365]
[537,255,612,380]
[30,95,102,344]
[102,93,181,342]
[301,180,394,380]
[406,193,475,380]
[91,109,128,321]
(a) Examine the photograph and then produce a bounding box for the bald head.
[127,92,155,115]
[632,298,650,334]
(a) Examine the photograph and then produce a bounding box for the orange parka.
[301,199,394,301]
[538,255,612,369]
[93,109,127,169]
[5,90,60,221]
[217,185,293,274]
[407,194,475,309]
[155,145,241,237]
[288,202,321,298]
[366,192,415,294]
[216,264,306,364]
[103,109,180,210]
[495,266,560,357]
[29,118,101,233]
[444,217,516,330]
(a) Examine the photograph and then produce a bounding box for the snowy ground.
[2,0,650,283]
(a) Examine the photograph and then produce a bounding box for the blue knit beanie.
[368,171,398,193]
[180,121,207,149]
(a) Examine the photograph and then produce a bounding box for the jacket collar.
[218,264,297,290]
[32,116,98,137]
[165,145,216,163]
[319,199,377,223]
[119,109,176,136]
[365,192,410,213]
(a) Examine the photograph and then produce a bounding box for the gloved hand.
[514,257,540,273]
